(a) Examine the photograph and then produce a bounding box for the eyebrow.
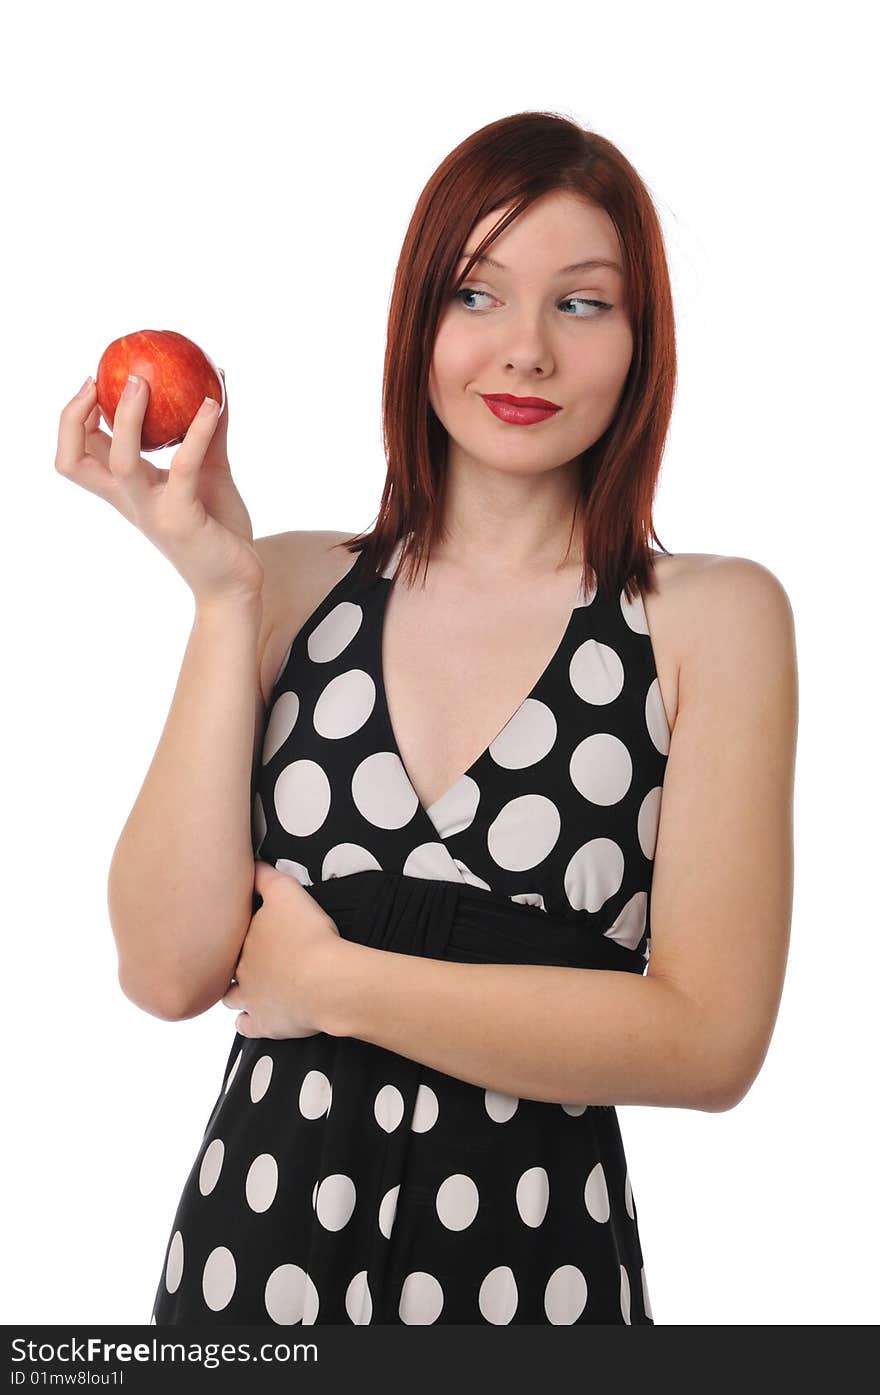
[458,250,623,276]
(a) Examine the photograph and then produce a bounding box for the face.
[428,190,633,483]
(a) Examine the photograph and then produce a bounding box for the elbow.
[664,985,760,1113]
[117,964,204,1022]
[690,1054,758,1114]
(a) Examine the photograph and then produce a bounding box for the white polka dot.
[450,857,491,889]
[436,1174,479,1230]
[638,785,664,859]
[252,792,267,854]
[641,1265,653,1320]
[646,677,670,754]
[315,1174,356,1231]
[402,841,465,880]
[374,1084,405,1133]
[164,1230,184,1293]
[352,751,419,829]
[322,843,382,878]
[199,1138,224,1195]
[302,1275,320,1325]
[275,759,332,837]
[250,1054,274,1102]
[479,1266,519,1324]
[487,794,561,871]
[516,1166,550,1227]
[562,1102,588,1116]
[620,1264,632,1323]
[544,1264,588,1323]
[307,600,363,663]
[202,1246,236,1311]
[224,1049,242,1093]
[313,669,376,739]
[624,1171,634,1220]
[272,638,293,687]
[263,690,300,763]
[578,575,598,607]
[510,889,546,910]
[300,1070,332,1120]
[489,698,557,769]
[381,540,405,578]
[411,1084,439,1132]
[620,586,649,635]
[265,1263,309,1324]
[425,775,481,835]
[585,1161,611,1222]
[275,858,312,886]
[399,1271,444,1324]
[570,731,632,805]
[485,1090,519,1123]
[605,890,648,951]
[345,1271,373,1324]
[246,1153,279,1212]
[569,639,624,705]
[563,838,625,912]
[379,1185,400,1238]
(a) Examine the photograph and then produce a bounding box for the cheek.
[575,323,634,395]
[431,316,483,384]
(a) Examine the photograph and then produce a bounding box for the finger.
[202,368,230,473]
[84,409,167,488]
[55,378,98,475]
[55,380,129,508]
[107,375,156,513]
[163,395,223,510]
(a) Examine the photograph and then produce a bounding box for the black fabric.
[151,542,670,1325]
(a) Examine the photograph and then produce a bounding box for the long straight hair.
[338,110,677,604]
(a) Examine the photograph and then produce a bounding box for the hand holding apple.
[54,334,265,609]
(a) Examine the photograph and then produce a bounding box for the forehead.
[463,191,622,269]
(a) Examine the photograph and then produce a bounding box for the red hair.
[338,110,676,603]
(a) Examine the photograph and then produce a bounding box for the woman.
[56,111,797,1324]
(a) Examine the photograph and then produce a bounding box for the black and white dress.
[151,538,670,1325]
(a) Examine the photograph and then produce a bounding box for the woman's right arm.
[107,587,267,1022]
[55,368,279,1020]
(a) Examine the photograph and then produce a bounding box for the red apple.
[95,329,226,451]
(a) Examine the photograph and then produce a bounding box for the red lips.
[482,393,561,410]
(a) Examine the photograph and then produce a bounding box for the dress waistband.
[299,870,646,976]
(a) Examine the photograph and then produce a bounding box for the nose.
[497,311,556,376]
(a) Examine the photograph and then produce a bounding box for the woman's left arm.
[318,558,798,1113]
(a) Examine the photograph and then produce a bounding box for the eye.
[453,288,612,317]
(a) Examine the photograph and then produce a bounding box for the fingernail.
[77,376,94,395]
[123,374,140,399]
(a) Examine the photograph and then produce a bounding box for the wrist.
[313,936,365,1038]
[194,591,263,628]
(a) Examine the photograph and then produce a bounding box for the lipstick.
[481,394,561,426]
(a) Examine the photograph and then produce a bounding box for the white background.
[2,0,877,1327]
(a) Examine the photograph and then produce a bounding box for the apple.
[95,329,226,451]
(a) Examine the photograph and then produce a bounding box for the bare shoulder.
[253,529,360,705]
[643,551,795,734]
[678,551,794,645]
[669,553,797,704]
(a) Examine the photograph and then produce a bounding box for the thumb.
[253,859,279,892]
[203,365,230,469]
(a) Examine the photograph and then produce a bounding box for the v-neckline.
[373,540,587,836]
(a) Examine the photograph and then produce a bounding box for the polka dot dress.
[151,538,670,1325]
